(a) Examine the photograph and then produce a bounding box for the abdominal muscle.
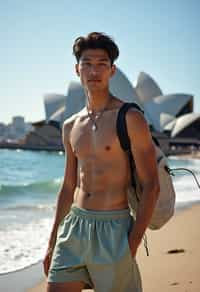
[73,160,130,211]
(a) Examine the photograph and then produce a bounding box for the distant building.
[12,116,25,131]
[21,120,62,148]
[0,116,33,141]
[0,123,6,141]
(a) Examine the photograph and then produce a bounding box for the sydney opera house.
[36,68,199,153]
[1,68,199,154]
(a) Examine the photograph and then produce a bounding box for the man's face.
[76,49,116,92]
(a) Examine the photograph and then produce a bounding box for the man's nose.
[90,65,99,74]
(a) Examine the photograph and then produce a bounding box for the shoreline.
[169,152,200,160]
[1,146,200,159]
[1,202,200,292]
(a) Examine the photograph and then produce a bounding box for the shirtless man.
[43,32,160,292]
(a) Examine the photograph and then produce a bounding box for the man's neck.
[86,90,112,112]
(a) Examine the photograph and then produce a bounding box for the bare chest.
[70,111,120,159]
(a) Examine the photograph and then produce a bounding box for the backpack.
[116,102,176,230]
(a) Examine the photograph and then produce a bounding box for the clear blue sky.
[0,0,199,123]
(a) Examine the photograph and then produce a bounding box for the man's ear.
[75,64,80,76]
[110,64,116,77]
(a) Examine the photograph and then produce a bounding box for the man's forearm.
[48,186,74,250]
[130,183,159,246]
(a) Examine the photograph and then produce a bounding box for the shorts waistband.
[70,204,130,221]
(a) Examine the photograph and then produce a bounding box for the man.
[43,32,160,292]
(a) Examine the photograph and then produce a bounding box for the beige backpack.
[116,102,176,230]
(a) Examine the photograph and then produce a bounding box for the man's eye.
[81,62,90,67]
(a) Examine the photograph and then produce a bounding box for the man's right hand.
[43,247,54,277]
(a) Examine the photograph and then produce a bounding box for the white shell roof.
[50,105,66,122]
[143,94,193,131]
[110,68,142,105]
[64,81,86,119]
[160,113,175,129]
[44,94,66,120]
[64,68,142,120]
[43,69,196,138]
[135,72,163,103]
[171,113,200,137]
[163,119,177,132]
[44,94,66,103]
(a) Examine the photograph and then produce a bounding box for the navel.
[105,145,111,151]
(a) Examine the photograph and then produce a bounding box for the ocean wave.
[0,217,52,274]
[2,204,55,212]
[0,178,62,197]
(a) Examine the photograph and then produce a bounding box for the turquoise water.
[0,149,199,274]
[0,149,64,209]
[0,149,64,274]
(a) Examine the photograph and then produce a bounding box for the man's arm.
[126,110,160,257]
[43,120,77,276]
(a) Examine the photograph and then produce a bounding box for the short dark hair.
[73,32,119,65]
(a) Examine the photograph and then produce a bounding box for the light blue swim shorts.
[48,204,142,292]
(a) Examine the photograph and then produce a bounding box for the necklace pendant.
[92,124,97,131]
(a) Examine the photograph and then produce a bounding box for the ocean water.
[0,149,200,274]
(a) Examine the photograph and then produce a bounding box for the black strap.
[117,103,150,255]
[116,102,143,151]
[116,102,160,148]
[116,102,144,191]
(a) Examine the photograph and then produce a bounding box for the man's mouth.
[88,79,101,82]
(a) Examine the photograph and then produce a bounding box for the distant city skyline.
[0,0,200,123]
[0,115,30,125]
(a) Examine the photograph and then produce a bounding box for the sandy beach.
[1,204,200,292]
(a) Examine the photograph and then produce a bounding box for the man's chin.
[86,83,103,91]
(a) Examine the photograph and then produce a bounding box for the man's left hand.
[128,233,141,258]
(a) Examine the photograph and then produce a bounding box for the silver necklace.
[86,97,111,131]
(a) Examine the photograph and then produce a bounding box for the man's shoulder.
[124,105,151,146]
[126,106,146,129]
[63,107,87,131]
[63,107,85,128]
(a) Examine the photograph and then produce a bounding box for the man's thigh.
[47,281,85,292]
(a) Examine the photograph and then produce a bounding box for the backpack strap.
[117,103,150,256]
[116,102,143,152]
[116,102,144,191]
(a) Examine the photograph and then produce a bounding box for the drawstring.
[143,233,149,256]
[169,167,200,189]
